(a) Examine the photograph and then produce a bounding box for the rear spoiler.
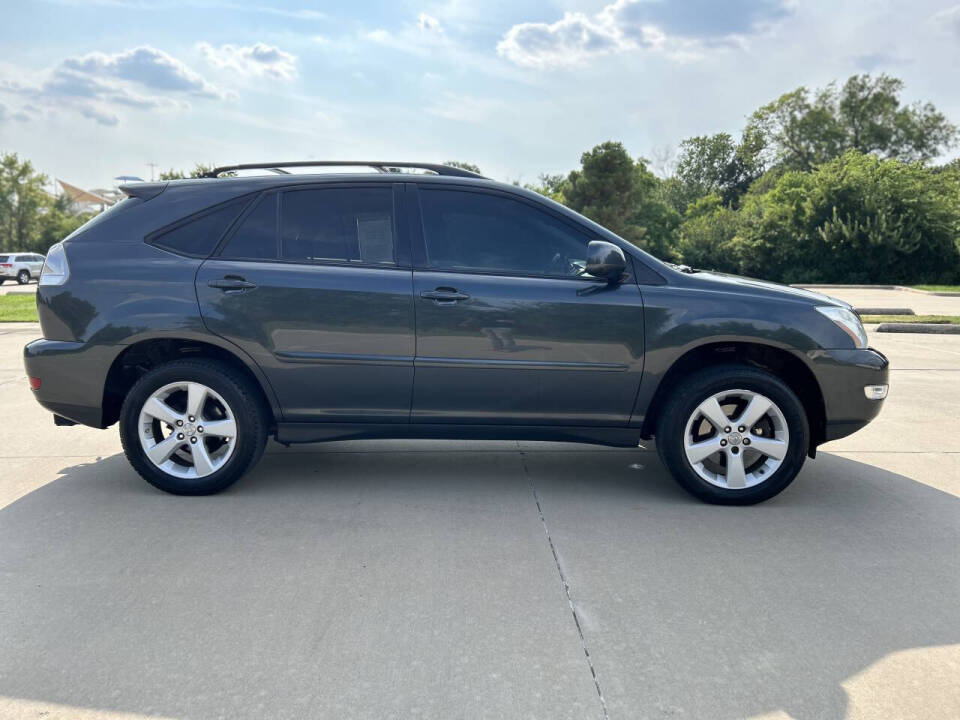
[119,182,167,202]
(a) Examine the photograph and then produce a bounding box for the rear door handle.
[420,288,470,303]
[208,276,257,292]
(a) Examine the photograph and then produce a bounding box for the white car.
[0,253,45,285]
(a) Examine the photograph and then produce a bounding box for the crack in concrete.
[519,449,609,720]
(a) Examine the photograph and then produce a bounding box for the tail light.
[39,243,69,286]
[0,263,12,268]
[29,377,41,390]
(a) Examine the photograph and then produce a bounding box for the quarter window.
[419,189,592,277]
[151,199,249,257]
[280,188,396,265]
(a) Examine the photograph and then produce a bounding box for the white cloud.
[199,42,298,80]
[932,5,960,35]
[417,13,441,32]
[63,46,225,98]
[497,0,791,68]
[497,7,662,68]
[0,45,224,127]
[426,92,503,124]
[78,105,119,126]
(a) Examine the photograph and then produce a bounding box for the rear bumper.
[23,339,122,428]
[808,347,889,443]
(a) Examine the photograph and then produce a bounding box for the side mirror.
[585,241,626,283]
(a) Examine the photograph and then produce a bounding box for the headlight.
[39,243,69,286]
[816,306,867,349]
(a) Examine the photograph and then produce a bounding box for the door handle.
[420,288,470,303]
[208,276,257,292]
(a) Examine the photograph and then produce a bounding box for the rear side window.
[280,188,396,265]
[150,199,249,258]
[0,256,8,262]
[220,195,278,260]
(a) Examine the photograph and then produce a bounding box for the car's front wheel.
[119,359,268,495]
[17,270,30,285]
[656,365,809,505]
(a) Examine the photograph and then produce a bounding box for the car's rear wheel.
[119,359,268,495]
[17,270,30,285]
[656,365,808,505]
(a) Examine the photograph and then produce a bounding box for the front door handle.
[420,288,470,303]
[208,276,257,292]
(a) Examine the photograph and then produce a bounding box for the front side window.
[151,199,249,257]
[419,189,592,277]
[281,188,396,265]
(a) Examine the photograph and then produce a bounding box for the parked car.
[23,161,888,504]
[0,253,45,284]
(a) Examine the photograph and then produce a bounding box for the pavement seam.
[519,448,610,720]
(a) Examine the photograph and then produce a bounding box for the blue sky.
[1,0,959,189]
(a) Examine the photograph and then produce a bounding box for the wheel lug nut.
[724,426,731,433]
[738,426,745,433]
[176,420,183,427]
[188,416,195,422]
[190,437,197,444]
[743,438,751,445]
[720,439,727,447]
[177,433,184,440]
[731,447,740,455]
[197,426,203,433]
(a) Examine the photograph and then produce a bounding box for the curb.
[877,323,960,334]
[795,284,960,297]
[854,308,914,316]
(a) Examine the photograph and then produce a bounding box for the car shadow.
[0,446,957,719]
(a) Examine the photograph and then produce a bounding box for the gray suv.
[1,253,45,284]
[24,161,888,504]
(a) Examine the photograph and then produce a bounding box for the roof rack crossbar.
[201,161,484,179]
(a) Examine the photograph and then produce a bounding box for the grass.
[912,285,960,293]
[861,314,960,325]
[0,293,38,322]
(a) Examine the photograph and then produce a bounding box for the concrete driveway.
[0,323,957,720]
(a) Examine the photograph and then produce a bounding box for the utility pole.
[147,163,157,182]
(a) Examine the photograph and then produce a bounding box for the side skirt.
[275,422,642,448]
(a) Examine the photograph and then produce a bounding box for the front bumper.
[807,347,889,443]
[23,338,123,428]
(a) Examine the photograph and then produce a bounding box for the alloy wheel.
[138,381,238,478]
[683,389,790,490]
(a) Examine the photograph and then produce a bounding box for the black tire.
[17,270,30,285]
[655,364,809,505]
[119,358,268,495]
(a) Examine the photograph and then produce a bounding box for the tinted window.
[151,199,248,257]
[220,195,278,260]
[419,189,591,277]
[281,188,395,265]
[0,256,8,262]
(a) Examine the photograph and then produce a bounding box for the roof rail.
[201,161,485,179]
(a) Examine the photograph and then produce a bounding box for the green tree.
[732,151,960,284]
[444,161,482,175]
[0,152,96,253]
[676,194,741,272]
[35,195,93,254]
[158,163,216,180]
[563,141,680,258]
[0,153,49,251]
[747,74,957,171]
[524,173,567,202]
